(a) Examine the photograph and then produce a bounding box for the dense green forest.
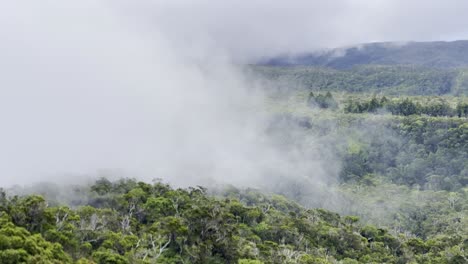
[0,178,466,263]
[255,62,467,263]
[1,63,468,263]
[250,65,468,95]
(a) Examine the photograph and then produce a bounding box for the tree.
[0,216,72,263]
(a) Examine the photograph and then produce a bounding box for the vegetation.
[342,95,468,117]
[307,92,338,109]
[261,40,468,69]
[1,60,467,263]
[272,97,467,189]
[255,65,468,263]
[250,65,468,95]
[1,179,466,263]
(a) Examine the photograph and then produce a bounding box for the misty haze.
[0,1,467,263]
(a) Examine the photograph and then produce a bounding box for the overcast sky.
[137,0,468,60]
[0,0,467,186]
[2,1,468,60]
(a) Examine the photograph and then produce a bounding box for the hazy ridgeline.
[0,2,342,198]
[1,0,466,231]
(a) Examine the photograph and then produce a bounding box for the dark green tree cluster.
[307,92,337,109]
[456,102,468,117]
[1,179,466,263]
[344,96,465,117]
[343,96,389,114]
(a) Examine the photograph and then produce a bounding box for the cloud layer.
[142,0,468,60]
[0,0,467,186]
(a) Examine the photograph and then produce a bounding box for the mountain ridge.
[262,40,468,69]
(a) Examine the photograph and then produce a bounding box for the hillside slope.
[249,65,468,95]
[1,178,467,263]
[262,40,468,69]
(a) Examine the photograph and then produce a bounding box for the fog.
[0,1,333,189]
[1,0,467,189]
[131,0,468,60]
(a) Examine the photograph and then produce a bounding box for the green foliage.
[308,92,338,109]
[343,95,462,117]
[3,179,466,263]
[239,259,264,264]
[263,88,467,251]
[251,65,467,95]
[8,178,468,263]
[456,102,468,117]
[0,216,71,263]
[1,68,467,263]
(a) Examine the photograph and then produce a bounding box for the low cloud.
[0,0,466,189]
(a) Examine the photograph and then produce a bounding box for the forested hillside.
[4,0,468,263]
[262,41,468,69]
[250,65,468,95]
[2,43,468,263]
[250,62,468,263]
[1,90,467,263]
[1,179,466,263]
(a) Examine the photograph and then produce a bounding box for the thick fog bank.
[0,1,337,193]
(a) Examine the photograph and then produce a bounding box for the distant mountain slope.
[249,65,468,95]
[262,40,468,69]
